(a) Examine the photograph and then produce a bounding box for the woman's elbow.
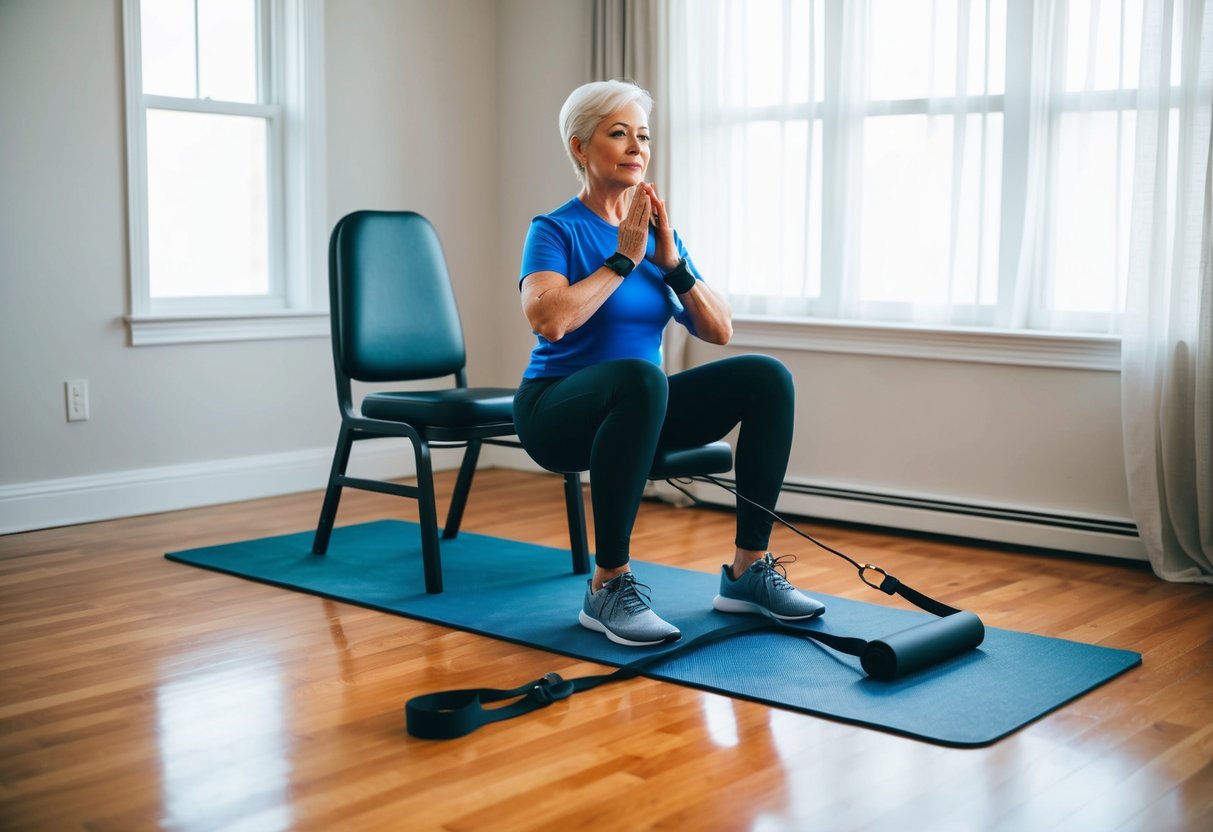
[534,321,568,343]
[523,306,567,343]
[702,320,733,345]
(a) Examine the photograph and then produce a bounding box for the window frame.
[121,0,327,346]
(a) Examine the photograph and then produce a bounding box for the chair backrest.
[329,211,467,383]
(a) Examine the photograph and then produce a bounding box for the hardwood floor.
[2,469,1211,831]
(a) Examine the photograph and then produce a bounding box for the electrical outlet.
[66,379,89,422]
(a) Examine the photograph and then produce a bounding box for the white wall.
[0,0,501,529]
[0,0,1139,558]
[0,0,337,481]
[493,0,593,382]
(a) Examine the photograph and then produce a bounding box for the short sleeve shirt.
[518,197,700,379]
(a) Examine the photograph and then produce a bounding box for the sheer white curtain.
[667,0,1007,327]
[1121,0,1213,583]
[663,0,1207,336]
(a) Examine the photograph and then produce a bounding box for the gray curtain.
[590,0,668,196]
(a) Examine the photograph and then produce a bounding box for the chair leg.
[564,472,590,575]
[414,441,444,594]
[313,424,354,555]
[442,439,482,540]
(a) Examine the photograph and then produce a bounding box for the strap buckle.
[530,672,572,706]
[859,564,893,593]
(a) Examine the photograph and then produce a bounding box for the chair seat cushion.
[362,387,516,428]
[649,441,733,479]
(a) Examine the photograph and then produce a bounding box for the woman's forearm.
[678,281,733,345]
[521,269,624,342]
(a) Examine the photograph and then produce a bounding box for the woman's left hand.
[639,181,734,346]
[642,182,681,271]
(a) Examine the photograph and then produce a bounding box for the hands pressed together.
[521,179,731,346]
[616,182,681,272]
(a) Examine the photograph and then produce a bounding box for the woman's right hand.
[615,185,652,265]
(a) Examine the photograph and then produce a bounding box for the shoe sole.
[579,610,681,647]
[712,595,826,620]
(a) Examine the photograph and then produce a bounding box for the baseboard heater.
[682,476,1143,560]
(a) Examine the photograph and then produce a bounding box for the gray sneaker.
[579,573,681,647]
[713,554,826,620]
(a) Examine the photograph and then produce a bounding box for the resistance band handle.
[406,672,576,740]
[406,619,780,738]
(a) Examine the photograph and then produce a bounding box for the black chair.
[313,210,733,593]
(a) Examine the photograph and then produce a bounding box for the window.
[666,0,1202,338]
[122,0,326,345]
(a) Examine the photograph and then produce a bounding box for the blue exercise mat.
[166,520,1141,746]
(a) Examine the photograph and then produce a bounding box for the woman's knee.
[605,358,669,408]
[734,354,794,403]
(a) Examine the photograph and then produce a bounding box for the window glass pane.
[146,109,269,298]
[198,0,259,103]
[1064,0,1143,91]
[869,0,953,100]
[958,112,1003,305]
[859,112,1000,306]
[868,0,1006,100]
[721,120,821,299]
[861,115,941,303]
[722,0,822,107]
[141,0,196,97]
[971,0,1006,96]
[1049,110,1135,313]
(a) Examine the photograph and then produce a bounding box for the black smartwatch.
[663,258,696,294]
[604,251,636,277]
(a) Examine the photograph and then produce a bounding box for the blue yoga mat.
[166,520,1141,747]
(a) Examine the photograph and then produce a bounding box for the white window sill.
[126,311,330,346]
[730,316,1121,371]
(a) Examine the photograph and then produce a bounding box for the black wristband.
[604,251,635,277]
[662,258,696,294]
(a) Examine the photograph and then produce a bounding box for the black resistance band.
[405,475,985,740]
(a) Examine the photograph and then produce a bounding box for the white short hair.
[559,80,653,184]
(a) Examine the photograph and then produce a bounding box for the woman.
[514,80,824,647]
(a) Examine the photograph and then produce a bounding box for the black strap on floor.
[408,614,875,740]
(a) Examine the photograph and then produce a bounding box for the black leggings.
[513,354,794,568]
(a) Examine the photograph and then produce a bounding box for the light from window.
[141,0,259,102]
[667,0,1194,334]
[146,109,269,298]
[867,0,1006,100]
[140,0,271,304]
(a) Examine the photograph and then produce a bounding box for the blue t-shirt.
[518,197,701,379]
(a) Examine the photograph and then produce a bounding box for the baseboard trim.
[0,441,464,535]
[4,445,1146,564]
[678,475,1146,562]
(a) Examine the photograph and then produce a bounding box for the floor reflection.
[156,659,292,831]
[701,694,741,747]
